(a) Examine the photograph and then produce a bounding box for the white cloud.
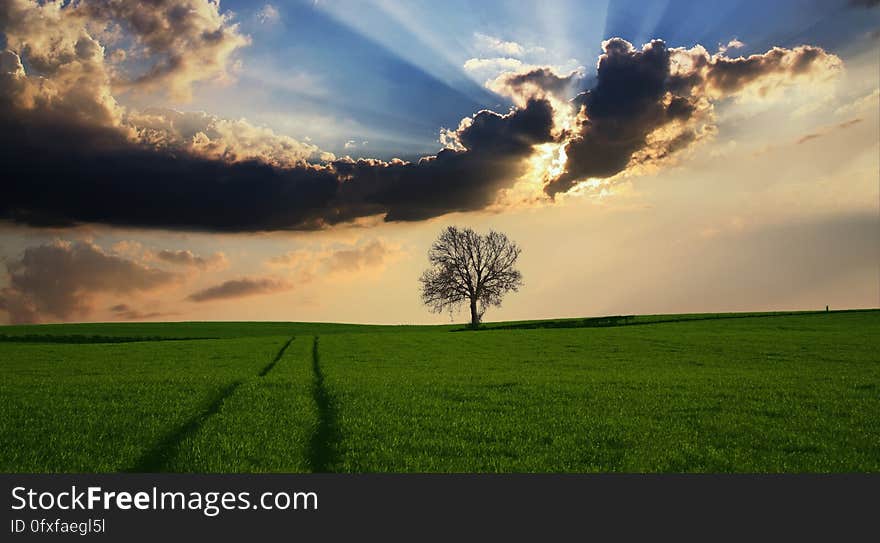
[718,39,745,54]
[257,4,281,25]
[465,33,581,87]
[463,57,524,75]
[474,32,525,57]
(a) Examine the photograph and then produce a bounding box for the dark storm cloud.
[545,38,841,195]
[0,108,337,231]
[187,277,292,302]
[849,0,880,8]
[500,67,580,96]
[331,99,555,221]
[0,241,179,323]
[547,39,687,195]
[0,97,554,231]
[701,45,831,93]
[489,67,582,104]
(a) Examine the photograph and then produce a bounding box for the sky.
[0,0,878,325]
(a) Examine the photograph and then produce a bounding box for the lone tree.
[419,226,523,328]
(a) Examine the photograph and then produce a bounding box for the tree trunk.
[469,297,479,329]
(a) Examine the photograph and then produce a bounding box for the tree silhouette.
[419,226,523,328]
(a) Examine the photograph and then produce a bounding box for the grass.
[0,310,877,472]
[0,336,288,471]
[166,336,318,472]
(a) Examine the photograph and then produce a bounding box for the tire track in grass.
[259,336,294,377]
[308,336,341,472]
[128,380,243,472]
[129,336,294,472]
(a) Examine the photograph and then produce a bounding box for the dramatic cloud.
[130,108,330,166]
[187,277,291,302]
[0,94,552,229]
[0,0,327,178]
[696,46,841,97]
[329,99,555,222]
[79,0,250,100]
[0,1,844,232]
[1,1,122,128]
[0,241,179,323]
[154,249,228,270]
[544,38,842,195]
[1,0,249,104]
[546,39,705,195]
[488,67,582,107]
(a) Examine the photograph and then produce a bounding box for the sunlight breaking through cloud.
[0,1,846,233]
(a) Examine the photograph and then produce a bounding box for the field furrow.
[0,337,288,472]
[129,380,244,472]
[164,336,317,472]
[308,336,342,472]
[259,336,295,377]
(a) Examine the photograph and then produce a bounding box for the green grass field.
[1,310,877,472]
